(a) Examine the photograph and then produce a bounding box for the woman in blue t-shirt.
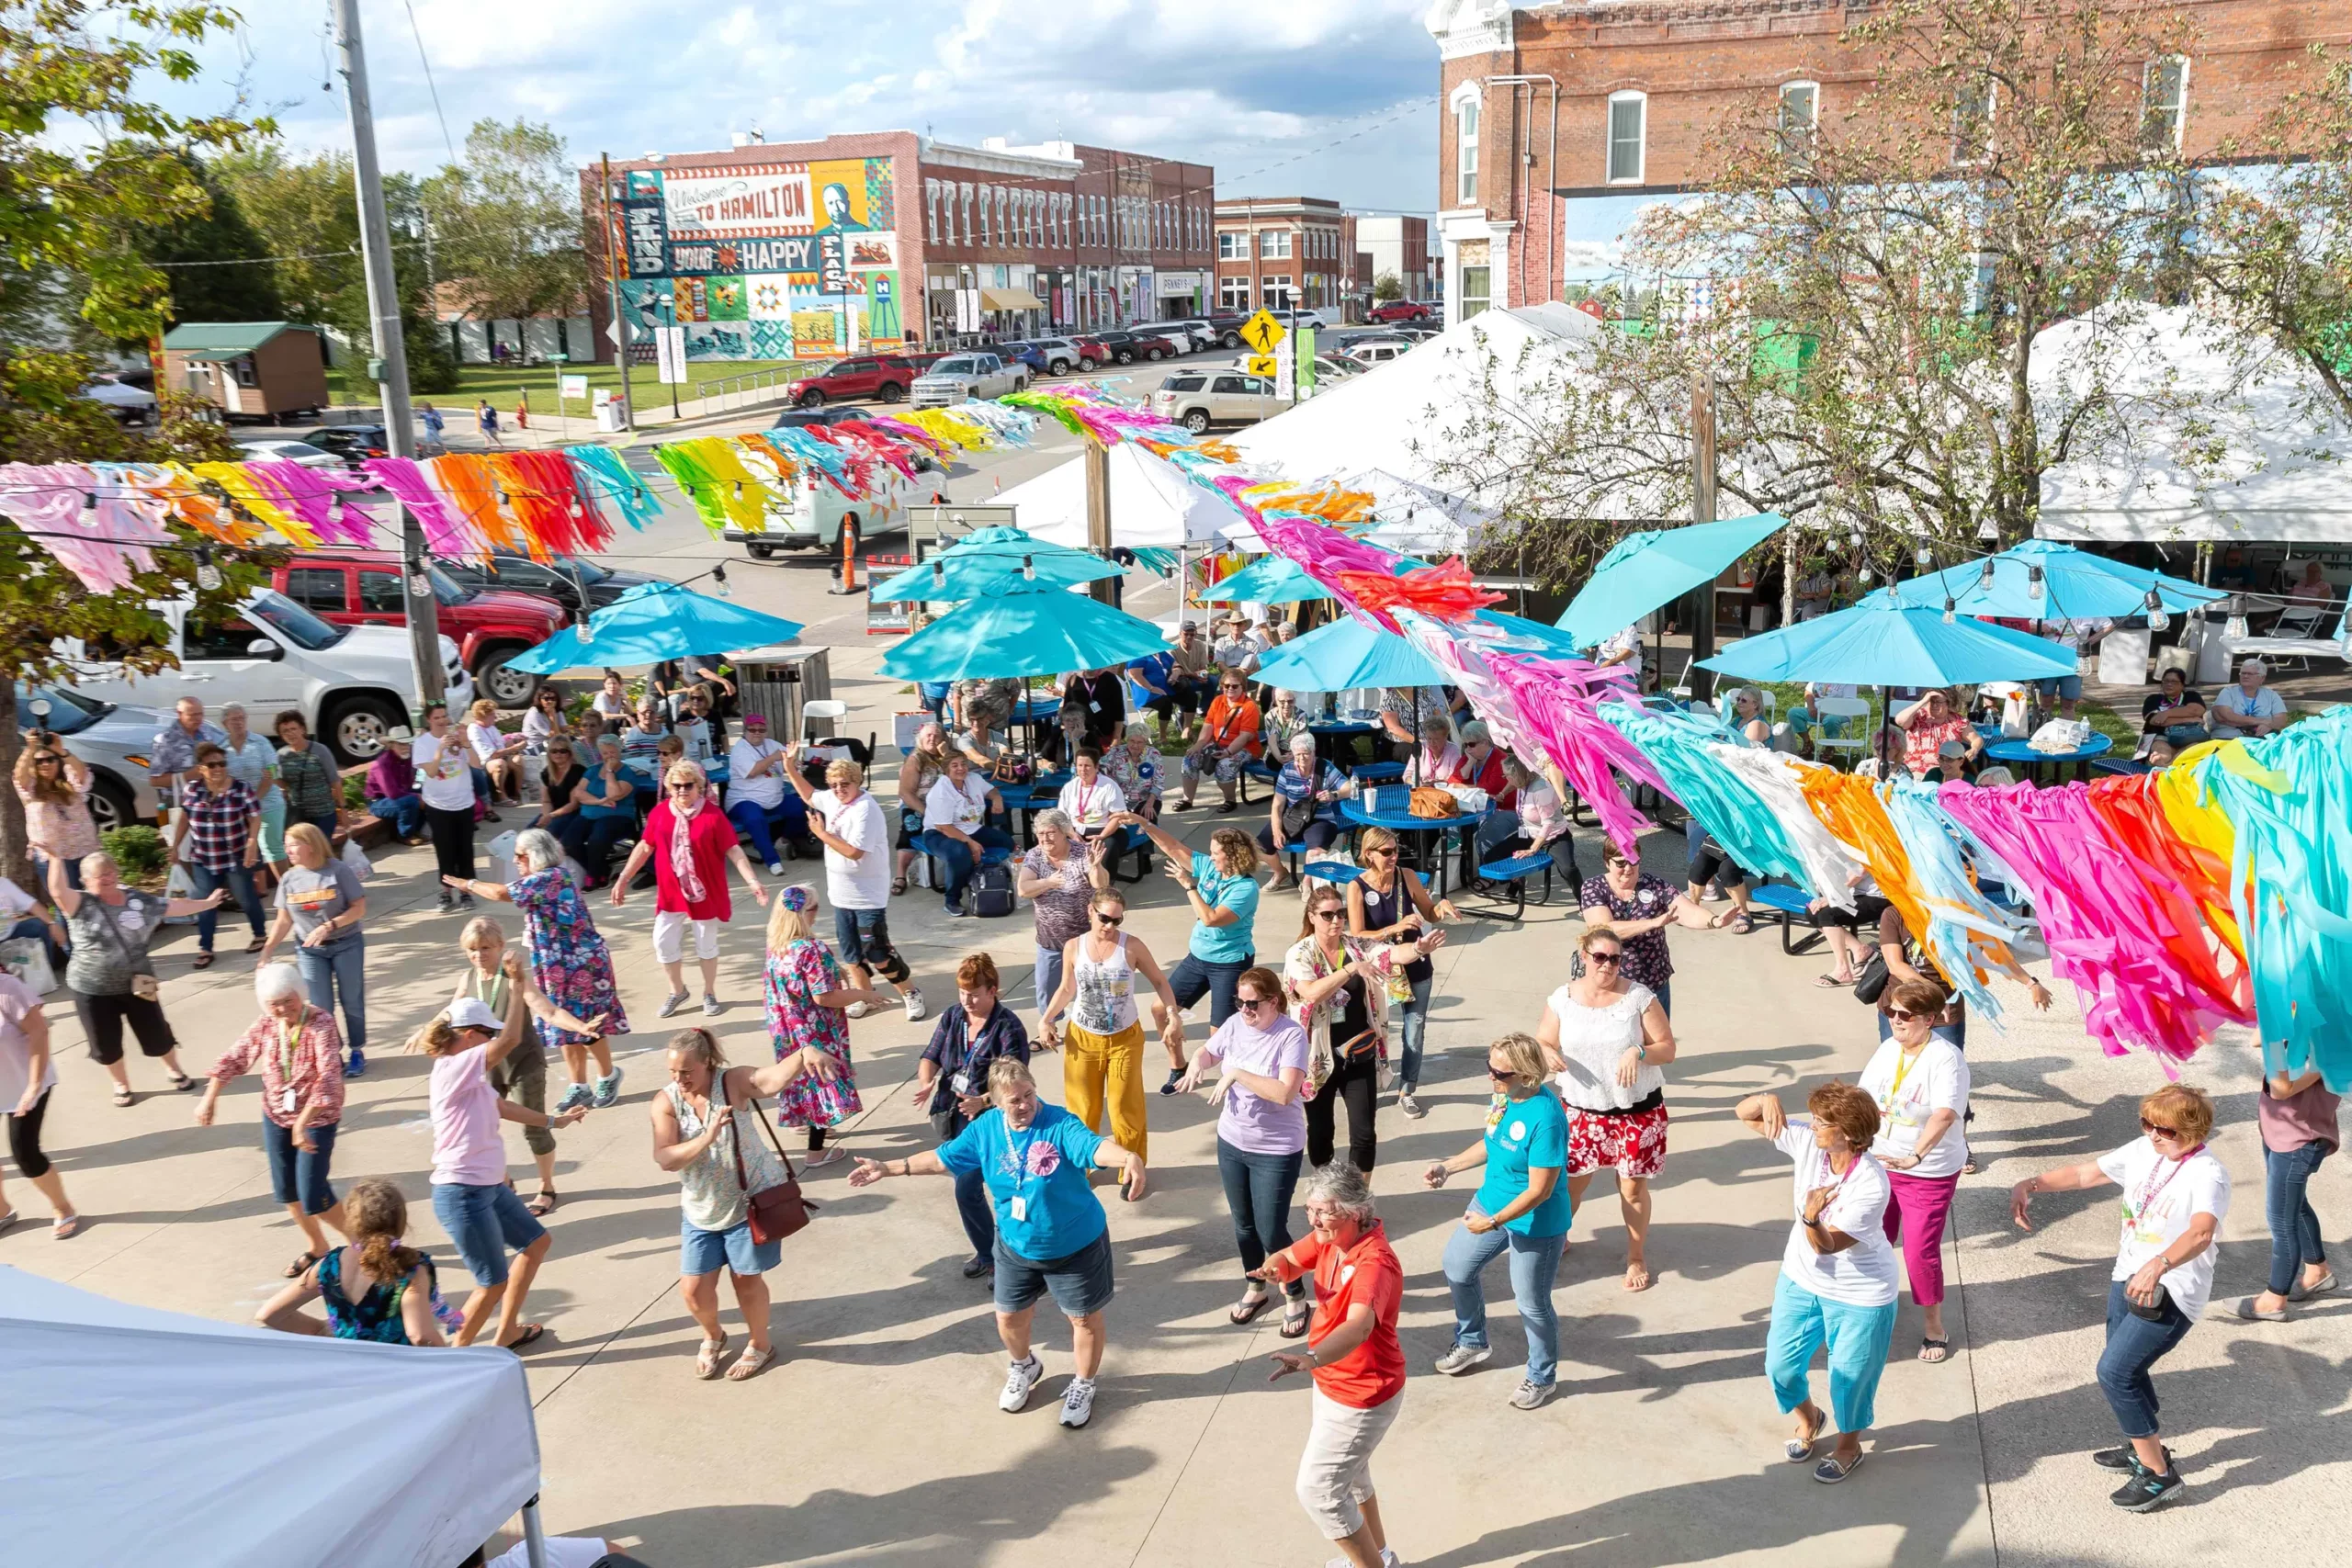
[1422,1031,1572,1411]
[850,1056,1146,1432]
[1114,816,1263,1086]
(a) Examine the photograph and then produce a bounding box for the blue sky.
[165,0,1442,215]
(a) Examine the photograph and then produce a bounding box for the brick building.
[583,131,1214,364]
[1212,197,1356,314]
[1426,0,2348,324]
[1354,215,1438,304]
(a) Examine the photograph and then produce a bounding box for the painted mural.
[612,156,902,360]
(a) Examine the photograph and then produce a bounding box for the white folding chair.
[2262,604,2329,671]
[1811,697,1873,766]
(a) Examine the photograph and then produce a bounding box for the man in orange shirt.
[1175,671,1262,814]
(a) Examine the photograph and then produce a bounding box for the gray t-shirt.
[64,890,165,996]
[276,861,365,947]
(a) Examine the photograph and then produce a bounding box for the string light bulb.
[1915,544,1932,567]
[1979,558,1996,592]
[711,560,731,598]
[1022,554,1036,581]
[2143,588,2169,634]
[194,545,222,592]
[1942,594,1958,625]
[2027,566,2045,602]
[1860,566,1874,584]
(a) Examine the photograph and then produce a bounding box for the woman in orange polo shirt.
[1254,1159,1408,1568]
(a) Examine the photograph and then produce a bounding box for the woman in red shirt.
[610,762,770,1019]
[1894,690,1981,779]
[1254,1161,1408,1568]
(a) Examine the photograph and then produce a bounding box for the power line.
[401,0,459,169]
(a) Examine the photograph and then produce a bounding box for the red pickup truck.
[1367,299,1434,323]
[273,550,566,706]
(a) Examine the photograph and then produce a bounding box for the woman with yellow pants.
[1040,887,1184,1163]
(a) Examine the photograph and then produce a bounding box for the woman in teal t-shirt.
[1422,1031,1572,1410]
[1115,817,1264,1089]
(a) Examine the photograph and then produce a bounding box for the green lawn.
[324,358,813,412]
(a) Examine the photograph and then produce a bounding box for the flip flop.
[1919,1337,1952,1363]
[284,1250,322,1279]
[890,875,910,896]
[192,953,216,969]
[1815,973,1856,988]
[526,1190,559,1216]
[111,1087,135,1108]
[1728,915,1754,935]
[1279,1298,1313,1339]
[168,1072,198,1092]
[501,1323,548,1352]
[51,1214,82,1240]
[1228,1292,1272,1325]
[0,1210,17,1237]
[695,1333,729,1379]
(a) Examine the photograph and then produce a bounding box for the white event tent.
[0,1265,546,1568]
[2036,303,2352,545]
[997,439,1237,548]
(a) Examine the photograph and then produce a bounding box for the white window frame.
[2143,55,2188,153]
[960,183,974,245]
[1455,90,1480,205]
[1607,91,1647,185]
[924,179,937,242]
[1219,276,1250,310]
[1261,230,1291,260]
[1953,76,1996,165]
[1779,81,1819,160]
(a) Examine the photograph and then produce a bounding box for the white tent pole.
[523,1497,548,1568]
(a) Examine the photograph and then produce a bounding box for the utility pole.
[334,0,443,706]
[600,153,638,433]
[1688,367,1719,701]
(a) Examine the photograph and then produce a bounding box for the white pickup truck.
[910,352,1030,408]
[60,588,472,763]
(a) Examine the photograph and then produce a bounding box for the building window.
[1779,82,1818,162]
[1607,92,1646,184]
[925,179,939,242]
[1456,96,1479,205]
[1460,264,1491,321]
[1261,231,1291,260]
[960,183,973,245]
[2143,56,2188,152]
[1217,231,1241,260]
[1220,276,1250,310]
[1263,275,1294,308]
[1953,76,1996,164]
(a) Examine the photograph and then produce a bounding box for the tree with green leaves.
[1373,272,1403,303]
[422,118,590,324]
[132,154,286,328]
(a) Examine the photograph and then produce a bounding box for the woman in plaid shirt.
[197,964,349,1279]
[168,744,263,969]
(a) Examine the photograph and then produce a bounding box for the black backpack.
[971,861,1016,919]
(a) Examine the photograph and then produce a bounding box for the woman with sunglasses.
[1175,964,1314,1337]
[1858,977,1971,1363]
[14,735,98,892]
[1577,841,1712,1016]
[1040,888,1183,1165]
[1735,1079,1898,1484]
[610,762,770,1020]
[1284,885,1406,1171]
[1347,827,1454,1120]
[1112,815,1263,1078]
[1424,1032,1573,1411]
[2010,1084,2228,1513]
[416,702,483,914]
[1536,928,1676,1293]
[167,743,264,970]
[1174,673,1262,814]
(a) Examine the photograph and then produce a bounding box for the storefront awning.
[980,288,1046,312]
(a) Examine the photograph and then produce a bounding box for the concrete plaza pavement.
[11,631,2351,1565]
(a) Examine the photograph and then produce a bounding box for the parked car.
[1150,370,1286,433]
[272,550,564,708]
[1024,338,1086,375]
[910,352,1030,407]
[1156,320,1219,352]
[1312,355,1363,384]
[789,355,919,408]
[81,379,158,428]
[235,438,345,470]
[1092,330,1177,364]
[1129,324,1193,356]
[16,684,163,835]
[59,589,469,764]
[772,405,871,431]
[993,341,1050,376]
[435,548,660,619]
[1367,299,1434,323]
[1340,337,1417,367]
[1069,336,1113,368]
[723,461,920,558]
[298,424,391,468]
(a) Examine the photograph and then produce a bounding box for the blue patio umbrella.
[880,580,1170,682]
[1556,513,1789,650]
[1255,610,1588,694]
[1868,538,2224,620]
[503,581,804,674]
[1198,554,1340,604]
[869,528,1120,603]
[1695,600,2077,687]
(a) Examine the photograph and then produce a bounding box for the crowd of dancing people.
[2,650,2338,1562]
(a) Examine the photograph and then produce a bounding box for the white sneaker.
[999,1354,1043,1412]
[701,994,722,1018]
[1058,1375,1096,1428]
[845,1000,872,1019]
[1381,1551,1405,1567]
[766,861,786,877]
[901,986,929,1022]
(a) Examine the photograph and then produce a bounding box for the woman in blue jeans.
[2236,1065,2337,1321]
[1424,1031,1570,1411]
[2011,1084,2229,1513]
[255,824,368,1074]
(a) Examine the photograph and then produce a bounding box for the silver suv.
[1151,370,1285,433]
[910,353,1031,407]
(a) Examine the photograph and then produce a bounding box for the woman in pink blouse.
[197,964,349,1279]
[1894,691,1982,779]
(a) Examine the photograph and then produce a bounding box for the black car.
[299,424,390,467]
[771,406,869,431]
[1204,312,1250,348]
[435,548,659,618]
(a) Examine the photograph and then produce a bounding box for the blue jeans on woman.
[1442,1209,1566,1385]
[2265,1141,2332,1296]
[2098,1277,2194,1438]
[187,861,263,952]
[1217,1140,1307,1298]
[1397,971,1433,1093]
[298,934,368,1058]
[921,827,1012,910]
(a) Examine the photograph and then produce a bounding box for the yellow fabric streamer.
[149,466,266,546]
[188,462,317,547]
[673,438,779,533]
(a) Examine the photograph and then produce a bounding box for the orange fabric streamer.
[428,456,525,558]
[1338,558,1503,623]
[1797,770,1947,982]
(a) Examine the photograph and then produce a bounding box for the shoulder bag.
[1850,948,1891,1006]
[729,1089,818,1244]
[92,897,161,1002]
[1409,784,1458,819]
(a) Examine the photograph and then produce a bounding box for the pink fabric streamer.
[1936,781,2252,1066]
[1247,505,1414,632]
[361,457,473,556]
[1486,652,1665,858]
[0,464,147,591]
[247,461,373,547]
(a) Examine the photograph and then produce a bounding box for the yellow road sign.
[1244,355,1278,378]
[1238,310,1287,355]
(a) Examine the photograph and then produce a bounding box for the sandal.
[284,1250,322,1279]
[891,874,910,896]
[1815,973,1857,988]
[1279,1297,1313,1339]
[244,936,266,953]
[1918,1337,1951,1364]
[52,1213,82,1241]
[726,1344,775,1382]
[168,1071,198,1092]
[1728,914,1754,935]
[111,1086,135,1108]
[501,1323,548,1352]
[1228,1290,1272,1325]
[695,1333,729,1379]
[192,952,216,970]
[526,1190,559,1216]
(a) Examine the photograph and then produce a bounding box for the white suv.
[1151,370,1286,433]
[60,588,471,763]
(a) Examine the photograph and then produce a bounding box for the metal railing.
[692,367,806,420]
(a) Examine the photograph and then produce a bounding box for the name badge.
[279,1088,299,1117]
[1008,1195,1029,1223]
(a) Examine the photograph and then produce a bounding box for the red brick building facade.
[1212,197,1356,313]
[1425,0,2348,323]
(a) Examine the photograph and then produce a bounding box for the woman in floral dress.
[455,828,631,1111]
[763,885,881,1168]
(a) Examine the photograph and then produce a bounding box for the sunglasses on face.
[1886,1007,1923,1022]
[1587,950,1622,966]
[34,757,60,766]
[1094,912,1123,926]
[200,761,226,769]
[1364,847,1395,859]
[1312,907,1345,921]
[1238,996,1273,1013]
[1487,1064,1518,1081]
[2141,1119,2182,1139]
[670,783,703,794]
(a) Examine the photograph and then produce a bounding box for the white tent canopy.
[0,1265,543,1568]
[1330,466,1500,557]
[996,439,1237,548]
[2036,303,2352,544]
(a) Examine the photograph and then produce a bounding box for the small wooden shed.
[161,322,330,421]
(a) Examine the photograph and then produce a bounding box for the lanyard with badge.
[1877,1047,1928,1136]
[1005,1123,1045,1224]
[2122,1145,2203,1248]
[276,1017,303,1117]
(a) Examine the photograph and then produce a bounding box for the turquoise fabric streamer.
[1878,778,2039,1029]
[1600,705,1812,892]
[563,446,662,531]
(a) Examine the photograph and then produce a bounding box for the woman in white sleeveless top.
[1040,886,1183,1164]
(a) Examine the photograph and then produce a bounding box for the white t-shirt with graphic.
[413,731,476,811]
[1857,1037,1970,1180]
[2097,1137,2231,1322]
[1773,1120,1901,1308]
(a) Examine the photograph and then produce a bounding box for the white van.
[60,588,472,763]
[725,463,921,560]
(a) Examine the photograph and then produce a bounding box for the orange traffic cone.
[832,525,862,595]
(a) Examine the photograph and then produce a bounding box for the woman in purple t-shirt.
[1177,965,1314,1338]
